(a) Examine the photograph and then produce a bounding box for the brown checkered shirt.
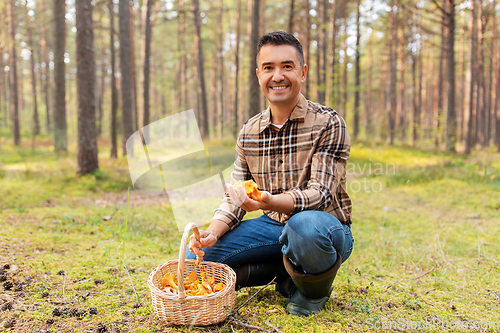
[212,94,352,230]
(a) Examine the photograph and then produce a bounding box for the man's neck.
[269,97,300,125]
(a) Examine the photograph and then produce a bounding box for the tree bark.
[445,0,456,152]
[304,0,311,99]
[140,0,153,137]
[9,0,20,145]
[119,0,134,155]
[217,0,224,138]
[25,3,40,137]
[465,0,477,154]
[248,0,261,119]
[76,0,99,174]
[53,0,67,151]
[192,0,209,138]
[129,4,138,132]
[475,2,484,147]
[398,14,406,142]
[233,0,241,135]
[436,1,447,147]
[109,0,118,158]
[288,0,295,33]
[459,9,466,142]
[388,1,397,144]
[486,0,495,146]
[327,0,337,106]
[353,0,360,138]
[40,0,51,134]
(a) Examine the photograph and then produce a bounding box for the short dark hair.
[256,31,304,66]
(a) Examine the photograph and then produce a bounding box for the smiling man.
[187,31,354,316]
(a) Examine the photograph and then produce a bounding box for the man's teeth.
[271,86,287,90]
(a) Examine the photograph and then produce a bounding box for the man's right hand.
[188,219,230,256]
[189,229,218,256]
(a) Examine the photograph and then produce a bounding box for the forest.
[1,0,499,173]
[1,0,500,332]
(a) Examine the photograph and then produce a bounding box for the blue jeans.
[186,211,354,274]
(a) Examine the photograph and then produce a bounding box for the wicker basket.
[147,222,236,326]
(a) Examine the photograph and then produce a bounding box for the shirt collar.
[259,94,308,132]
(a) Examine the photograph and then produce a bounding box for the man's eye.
[264,66,272,70]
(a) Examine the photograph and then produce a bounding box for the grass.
[1,139,500,332]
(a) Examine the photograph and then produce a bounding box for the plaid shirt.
[213,93,352,230]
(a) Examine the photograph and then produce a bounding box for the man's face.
[256,44,307,108]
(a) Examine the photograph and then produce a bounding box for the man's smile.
[270,85,289,91]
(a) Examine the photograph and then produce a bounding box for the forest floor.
[1,139,500,332]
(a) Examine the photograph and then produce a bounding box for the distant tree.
[465,0,477,155]
[25,1,40,137]
[8,0,20,145]
[192,0,209,138]
[353,0,360,139]
[288,0,295,33]
[76,0,98,174]
[109,0,118,158]
[233,0,241,136]
[53,0,67,151]
[388,0,397,145]
[39,0,51,134]
[304,0,311,99]
[140,0,153,134]
[216,0,224,139]
[119,0,134,155]
[248,0,260,118]
[129,3,138,132]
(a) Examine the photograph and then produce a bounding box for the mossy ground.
[1,140,499,332]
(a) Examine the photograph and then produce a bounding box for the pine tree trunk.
[140,0,153,138]
[398,18,406,142]
[342,22,348,119]
[76,0,98,174]
[25,4,40,137]
[233,0,241,136]
[475,2,484,147]
[97,49,105,138]
[217,0,224,139]
[178,0,188,135]
[288,0,295,33]
[109,0,118,158]
[304,0,311,99]
[40,0,51,134]
[486,0,495,146]
[436,1,447,147]
[388,1,397,144]
[192,0,209,138]
[445,0,456,152]
[465,0,477,154]
[53,0,67,151]
[119,0,134,155]
[129,4,138,132]
[8,0,20,145]
[459,9,466,142]
[248,0,261,119]
[353,0,360,138]
[327,0,337,106]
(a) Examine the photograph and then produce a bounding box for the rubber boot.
[283,253,342,316]
[235,261,295,298]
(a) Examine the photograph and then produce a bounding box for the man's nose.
[272,69,284,82]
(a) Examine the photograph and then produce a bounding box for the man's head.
[256,31,304,67]
[256,31,307,111]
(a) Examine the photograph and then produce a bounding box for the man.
[187,31,353,316]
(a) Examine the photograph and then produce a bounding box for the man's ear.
[301,64,308,83]
[256,68,261,86]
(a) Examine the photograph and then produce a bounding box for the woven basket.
[147,222,236,326]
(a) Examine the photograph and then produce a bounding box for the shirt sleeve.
[211,127,250,230]
[285,114,350,214]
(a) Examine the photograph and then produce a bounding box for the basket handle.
[177,222,202,299]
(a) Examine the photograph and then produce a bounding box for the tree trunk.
[53,0,67,151]
[76,0,99,174]
[486,0,495,146]
[388,1,397,144]
[119,0,134,155]
[342,21,348,119]
[288,0,295,33]
[109,0,118,158]
[178,0,188,137]
[8,0,20,145]
[445,0,456,152]
[495,0,500,151]
[129,4,138,132]
[327,0,337,106]
[353,0,360,138]
[97,47,105,138]
[192,0,209,138]
[25,3,40,137]
[40,0,51,134]
[233,0,241,135]
[140,0,153,138]
[475,2,484,147]
[304,0,311,99]
[217,0,224,139]
[398,16,406,142]
[436,1,447,147]
[465,0,477,154]
[459,9,466,142]
[247,0,261,119]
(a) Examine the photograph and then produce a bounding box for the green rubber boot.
[283,254,342,316]
[235,261,295,298]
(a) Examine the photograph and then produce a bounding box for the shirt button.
[279,159,283,164]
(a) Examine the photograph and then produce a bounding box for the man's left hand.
[226,183,271,212]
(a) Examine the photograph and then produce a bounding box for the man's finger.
[226,183,244,206]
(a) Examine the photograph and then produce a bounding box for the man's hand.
[189,230,218,256]
[188,219,229,256]
[227,183,271,212]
